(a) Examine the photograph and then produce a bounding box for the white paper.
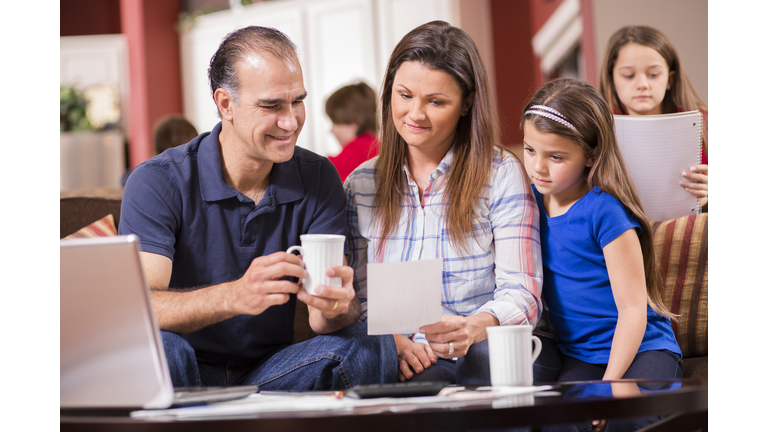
[129,385,553,420]
[366,259,443,335]
[613,111,702,222]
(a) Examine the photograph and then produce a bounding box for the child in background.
[325,82,380,183]
[122,115,199,186]
[599,25,708,208]
[523,78,682,385]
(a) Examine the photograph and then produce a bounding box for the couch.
[651,213,708,379]
[61,197,707,378]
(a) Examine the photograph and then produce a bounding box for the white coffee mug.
[486,325,542,387]
[286,234,345,296]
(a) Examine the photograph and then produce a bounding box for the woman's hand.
[420,315,472,358]
[680,164,708,199]
[394,334,436,382]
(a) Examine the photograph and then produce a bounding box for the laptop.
[61,235,258,409]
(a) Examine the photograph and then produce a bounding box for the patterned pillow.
[651,213,708,358]
[64,214,118,239]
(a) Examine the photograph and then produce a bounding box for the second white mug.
[286,234,345,296]
[486,325,542,387]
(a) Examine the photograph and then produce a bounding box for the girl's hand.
[420,316,472,358]
[396,339,437,382]
[680,164,708,198]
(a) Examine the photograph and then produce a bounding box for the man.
[119,26,396,390]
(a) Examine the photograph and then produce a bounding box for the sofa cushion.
[64,214,117,239]
[651,213,708,358]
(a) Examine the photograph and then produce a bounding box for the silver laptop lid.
[60,235,174,408]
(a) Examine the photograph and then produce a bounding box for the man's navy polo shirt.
[119,122,347,363]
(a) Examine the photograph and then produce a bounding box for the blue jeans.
[406,340,491,385]
[161,321,397,391]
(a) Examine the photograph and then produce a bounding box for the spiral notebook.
[614,111,703,222]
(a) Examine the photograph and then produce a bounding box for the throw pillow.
[64,214,118,239]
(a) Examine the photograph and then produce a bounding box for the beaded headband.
[524,104,583,137]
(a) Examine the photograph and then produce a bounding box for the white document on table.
[129,386,555,420]
[366,259,443,335]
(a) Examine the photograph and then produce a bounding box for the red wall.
[490,0,595,145]
[61,0,184,169]
[490,0,539,146]
[60,0,122,36]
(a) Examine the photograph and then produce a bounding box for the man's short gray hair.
[208,26,299,118]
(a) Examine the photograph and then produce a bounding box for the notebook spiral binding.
[693,111,703,214]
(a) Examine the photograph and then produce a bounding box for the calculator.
[345,381,450,399]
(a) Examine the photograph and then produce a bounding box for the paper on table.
[366,259,443,335]
[129,386,554,420]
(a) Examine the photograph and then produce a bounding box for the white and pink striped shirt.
[345,146,543,344]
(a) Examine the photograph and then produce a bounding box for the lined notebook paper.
[614,111,702,222]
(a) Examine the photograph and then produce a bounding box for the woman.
[345,20,543,384]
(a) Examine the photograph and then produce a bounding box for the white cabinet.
[179,0,460,156]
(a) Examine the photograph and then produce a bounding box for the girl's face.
[391,61,471,155]
[612,43,674,116]
[523,122,593,203]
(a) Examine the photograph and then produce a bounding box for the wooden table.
[60,379,707,431]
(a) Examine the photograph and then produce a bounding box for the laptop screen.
[60,235,174,408]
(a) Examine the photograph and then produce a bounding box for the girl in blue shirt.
[521,78,682,384]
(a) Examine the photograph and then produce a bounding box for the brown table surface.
[60,379,707,432]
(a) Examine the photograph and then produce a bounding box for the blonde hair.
[599,25,708,157]
[522,78,675,320]
[373,20,498,255]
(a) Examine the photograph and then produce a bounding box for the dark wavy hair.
[208,26,298,118]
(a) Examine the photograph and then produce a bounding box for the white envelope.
[366,259,443,335]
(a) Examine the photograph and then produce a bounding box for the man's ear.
[214,88,235,121]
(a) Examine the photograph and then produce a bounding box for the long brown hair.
[521,78,675,320]
[374,20,498,254]
[599,25,708,156]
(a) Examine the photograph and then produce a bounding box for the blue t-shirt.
[119,122,347,363]
[532,185,681,364]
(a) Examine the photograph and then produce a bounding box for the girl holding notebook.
[599,25,708,208]
[523,78,682,385]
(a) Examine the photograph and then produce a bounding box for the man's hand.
[300,264,360,334]
[297,265,355,319]
[226,251,308,316]
[146,250,308,335]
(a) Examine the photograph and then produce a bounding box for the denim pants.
[405,339,491,385]
[161,321,398,391]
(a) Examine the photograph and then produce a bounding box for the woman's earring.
[462,110,468,116]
